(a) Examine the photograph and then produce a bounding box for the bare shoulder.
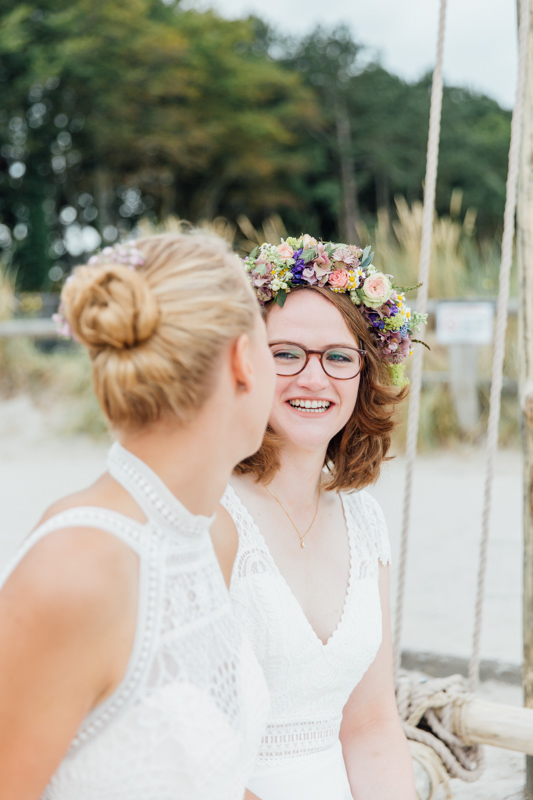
[0,526,140,775]
[0,525,139,640]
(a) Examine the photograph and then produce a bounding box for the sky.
[197,0,518,109]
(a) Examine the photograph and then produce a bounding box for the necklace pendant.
[301,540,306,549]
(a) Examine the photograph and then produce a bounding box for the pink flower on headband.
[361,272,393,308]
[328,269,349,289]
[302,243,331,286]
[332,246,356,267]
[301,234,318,249]
[52,306,76,340]
[276,242,294,259]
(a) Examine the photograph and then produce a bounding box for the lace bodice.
[221,484,390,765]
[0,443,269,800]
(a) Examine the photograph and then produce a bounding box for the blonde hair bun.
[63,263,160,351]
[58,232,256,430]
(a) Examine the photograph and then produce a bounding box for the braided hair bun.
[59,233,256,430]
[62,263,159,352]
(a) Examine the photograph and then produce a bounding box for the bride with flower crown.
[212,234,425,799]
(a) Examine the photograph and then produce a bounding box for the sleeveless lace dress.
[0,443,270,800]
[221,484,390,800]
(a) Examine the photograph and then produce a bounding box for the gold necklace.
[262,482,321,549]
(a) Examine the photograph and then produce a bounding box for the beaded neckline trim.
[107,442,214,536]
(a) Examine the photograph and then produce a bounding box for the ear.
[230,333,253,394]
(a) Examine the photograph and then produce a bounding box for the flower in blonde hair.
[53,243,146,338]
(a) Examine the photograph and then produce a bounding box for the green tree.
[0,0,315,288]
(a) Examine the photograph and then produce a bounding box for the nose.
[295,354,329,391]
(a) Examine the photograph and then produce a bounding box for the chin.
[270,418,340,453]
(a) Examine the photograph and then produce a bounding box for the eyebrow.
[268,340,361,349]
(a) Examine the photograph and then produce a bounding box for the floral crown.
[53,243,146,339]
[243,234,427,387]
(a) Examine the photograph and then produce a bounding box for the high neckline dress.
[221,484,391,800]
[0,443,269,800]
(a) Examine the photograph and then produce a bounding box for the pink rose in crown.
[302,234,318,249]
[361,272,393,309]
[328,269,350,290]
[277,242,294,259]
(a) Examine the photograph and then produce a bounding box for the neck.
[267,440,328,504]
[119,401,239,519]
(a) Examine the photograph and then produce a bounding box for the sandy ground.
[0,395,528,798]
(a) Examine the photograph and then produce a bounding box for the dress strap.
[0,506,146,594]
[341,490,391,579]
[221,485,263,543]
[107,442,213,536]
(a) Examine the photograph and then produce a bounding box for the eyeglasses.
[269,341,366,380]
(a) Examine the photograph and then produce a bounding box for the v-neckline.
[226,484,355,649]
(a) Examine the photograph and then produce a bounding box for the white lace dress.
[221,484,390,800]
[0,443,269,800]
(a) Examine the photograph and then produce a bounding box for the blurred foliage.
[0,0,316,288]
[0,5,512,289]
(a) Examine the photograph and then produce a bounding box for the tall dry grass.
[0,259,108,437]
[367,196,517,450]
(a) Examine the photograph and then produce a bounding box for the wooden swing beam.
[451,696,533,755]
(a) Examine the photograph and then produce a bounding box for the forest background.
[0,0,512,291]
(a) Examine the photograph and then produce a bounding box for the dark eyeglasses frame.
[269,341,366,380]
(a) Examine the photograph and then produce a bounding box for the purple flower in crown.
[366,310,386,330]
[290,249,307,285]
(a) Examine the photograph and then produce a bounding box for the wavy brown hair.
[234,286,407,491]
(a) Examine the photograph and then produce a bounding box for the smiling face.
[266,290,362,454]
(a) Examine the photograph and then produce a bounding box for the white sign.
[436,302,494,346]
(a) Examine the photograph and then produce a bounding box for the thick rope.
[396,673,483,794]
[468,0,531,691]
[393,0,448,677]
[409,740,453,800]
